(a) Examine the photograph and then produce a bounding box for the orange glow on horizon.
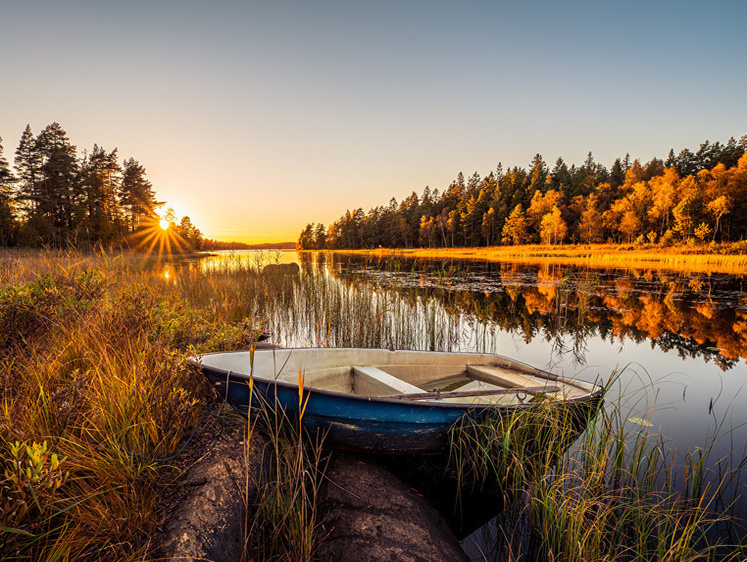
[205,233,298,246]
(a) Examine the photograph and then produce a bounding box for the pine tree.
[177,216,203,250]
[35,123,81,243]
[120,157,160,233]
[0,137,17,245]
[313,223,327,249]
[80,145,121,242]
[14,125,41,216]
[297,223,314,250]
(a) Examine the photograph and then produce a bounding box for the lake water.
[186,250,747,555]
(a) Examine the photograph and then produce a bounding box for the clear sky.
[1,0,746,243]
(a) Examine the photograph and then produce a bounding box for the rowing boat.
[193,347,603,454]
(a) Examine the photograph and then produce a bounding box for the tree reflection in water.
[319,253,746,370]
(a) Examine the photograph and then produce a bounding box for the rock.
[153,407,468,561]
[316,454,469,561]
[153,407,268,562]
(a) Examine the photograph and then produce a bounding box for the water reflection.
[312,253,747,557]
[322,254,747,369]
[162,250,745,555]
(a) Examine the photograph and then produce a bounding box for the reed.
[243,374,326,561]
[2,248,745,560]
[335,242,747,275]
[449,377,746,561]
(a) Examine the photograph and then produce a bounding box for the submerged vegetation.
[0,248,745,559]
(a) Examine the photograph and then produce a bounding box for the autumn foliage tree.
[299,135,747,250]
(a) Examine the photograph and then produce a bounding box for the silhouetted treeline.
[298,136,747,249]
[0,123,203,251]
[201,240,295,250]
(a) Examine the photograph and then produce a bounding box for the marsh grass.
[0,250,264,560]
[450,382,747,561]
[2,248,746,560]
[243,379,327,561]
[339,242,747,275]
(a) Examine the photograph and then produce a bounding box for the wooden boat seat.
[466,364,587,399]
[352,366,423,397]
[440,379,520,405]
[467,365,540,389]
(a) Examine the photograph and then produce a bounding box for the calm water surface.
[186,250,747,555]
[310,252,747,451]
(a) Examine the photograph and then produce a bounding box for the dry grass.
[333,242,747,274]
[2,248,745,560]
[0,250,262,560]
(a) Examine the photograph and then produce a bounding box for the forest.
[0,123,203,251]
[298,136,747,250]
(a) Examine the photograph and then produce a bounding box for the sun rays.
[129,213,191,257]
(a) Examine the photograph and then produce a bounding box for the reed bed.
[1,248,745,560]
[452,392,746,560]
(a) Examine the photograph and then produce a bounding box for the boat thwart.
[193,347,603,453]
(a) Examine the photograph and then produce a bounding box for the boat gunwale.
[192,348,605,410]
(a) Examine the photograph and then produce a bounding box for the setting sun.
[160,218,169,231]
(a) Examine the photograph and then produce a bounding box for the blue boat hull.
[204,368,482,452]
[199,354,602,454]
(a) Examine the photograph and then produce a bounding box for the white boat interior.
[200,348,600,406]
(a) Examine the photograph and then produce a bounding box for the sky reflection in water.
[320,252,747,552]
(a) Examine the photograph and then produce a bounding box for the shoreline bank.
[326,243,747,274]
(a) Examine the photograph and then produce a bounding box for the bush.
[659,229,676,247]
[0,271,106,352]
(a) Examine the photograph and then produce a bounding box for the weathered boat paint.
[194,348,604,454]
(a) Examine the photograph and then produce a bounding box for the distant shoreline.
[201,241,296,251]
[325,243,747,274]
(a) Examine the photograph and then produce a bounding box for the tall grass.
[0,250,263,560]
[451,380,746,561]
[338,242,747,275]
[2,248,746,560]
[243,376,327,561]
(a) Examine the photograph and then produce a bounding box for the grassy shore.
[1,248,745,560]
[332,242,747,274]
[0,249,266,560]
